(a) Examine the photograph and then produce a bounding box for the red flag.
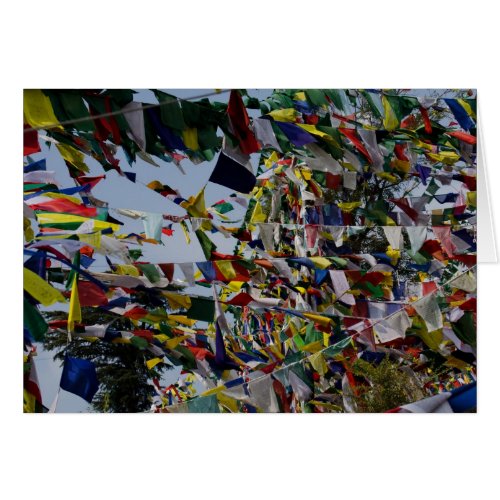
[227,90,260,155]
[77,281,109,307]
[394,143,409,162]
[89,96,121,145]
[447,130,477,145]
[390,197,419,221]
[339,128,372,162]
[24,124,41,156]
[326,173,342,190]
[76,175,106,189]
[30,198,97,217]
[124,306,148,319]
[462,175,476,191]
[422,281,438,296]
[158,263,175,281]
[226,293,254,307]
[420,106,433,134]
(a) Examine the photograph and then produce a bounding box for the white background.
[1,1,498,499]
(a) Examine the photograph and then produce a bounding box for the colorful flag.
[60,356,99,403]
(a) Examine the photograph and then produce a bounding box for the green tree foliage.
[43,308,171,413]
[349,356,425,413]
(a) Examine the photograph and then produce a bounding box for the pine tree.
[43,308,172,413]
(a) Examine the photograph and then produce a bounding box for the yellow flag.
[147,180,164,191]
[181,128,199,150]
[146,357,164,370]
[165,335,190,349]
[24,89,61,129]
[458,98,476,119]
[24,216,34,242]
[267,108,298,122]
[215,260,237,280]
[217,392,239,412]
[43,192,83,204]
[23,389,37,413]
[23,268,65,306]
[426,151,460,165]
[308,257,332,270]
[180,221,191,244]
[309,352,328,376]
[466,191,476,208]
[200,385,227,397]
[376,172,398,183]
[264,151,280,169]
[250,201,267,223]
[115,264,140,277]
[36,213,120,232]
[386,246,401,265]
[226,281,245,292]
[68,274,81,332]
[297,124,337,145]
[382,95,399,131]
[267,344,285,361]
[300,340,324,353]
[56,143,89,172]
[162,292,192,310]
[412,139,433,151]
[168,315,198,327]
[181,186,207,218]
[392,159,411,174]
[153,334,170,343]
[418,329,443,351]
[78,231,101,248]
[337,201,362,213]
[302,312,333,327]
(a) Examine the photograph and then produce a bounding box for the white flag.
[123,101,146,151]
[405,226,427,254]
[383,226,403,250]
[413,294,443,332]
[329,270,356,306]
[373,310,412,343]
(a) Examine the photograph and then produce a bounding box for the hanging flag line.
[35,243,476,278]
[161,264,476,410]
[24,89,476,136]
[34,259,466,329]
[23,89,232,133]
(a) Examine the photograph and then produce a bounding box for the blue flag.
[209,152,256,194]
[448,381,476,413]
[444,99,475,131]
[275,121,317,147]
[60,356,99,403]
[24,158,46,173]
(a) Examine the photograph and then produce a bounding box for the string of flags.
[23,88,477,413]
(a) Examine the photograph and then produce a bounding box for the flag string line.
[160,264,476,410]
[23,89,232,133]
[23,89,476,135]
[41,263,475,411]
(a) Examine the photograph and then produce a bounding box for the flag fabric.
[68,274,82,333]
[209,151,257,194]
[275,121,317,147]
[24,89,61,129]
[24,125,41,156]
[22,88,477,414]
[24,267,65,306]
[60,356,99,403]
[413,294,443,332]
[444,98,475,131]
[227,90,260,154]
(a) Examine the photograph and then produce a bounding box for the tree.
[348,356,425,413]
[43,307,173,413]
